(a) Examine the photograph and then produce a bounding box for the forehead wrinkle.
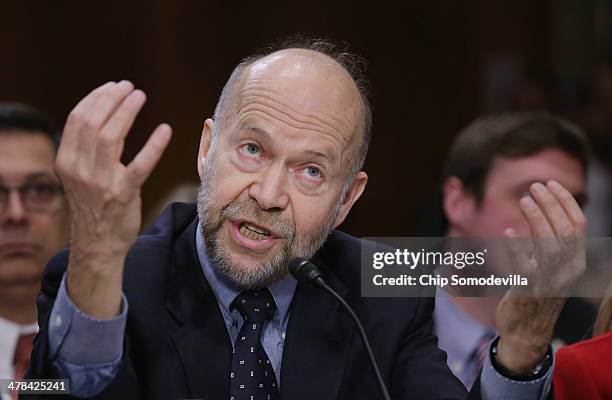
[238,105,345,166]
[238,97,347,147]
[238,82,359,144]
[241,87,351,137]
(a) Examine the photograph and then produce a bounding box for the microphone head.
[289,257,325,285]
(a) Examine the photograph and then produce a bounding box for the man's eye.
[245,143,260,155]
[306,167,322,179]
[27,183,55,195]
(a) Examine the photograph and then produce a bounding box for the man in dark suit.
[27,39,586,399]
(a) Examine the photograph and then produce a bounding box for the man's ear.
[442,176,477,230]
[197,119,214,179]
[333,171,368,228]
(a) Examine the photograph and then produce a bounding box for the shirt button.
[55,315,62,328]
[281,332,286,339]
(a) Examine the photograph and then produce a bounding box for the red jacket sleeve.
[553,332,612,400]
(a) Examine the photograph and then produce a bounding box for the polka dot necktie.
[229,289,279,400]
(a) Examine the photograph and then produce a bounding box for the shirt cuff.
[480,341,554,400]
[48,273,128,365]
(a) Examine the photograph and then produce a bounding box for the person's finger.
[520,192,562,274]
[95,90,147,172]
[501,228,538,297]
[547,180,587,235]
[529,182,574,239]
[58,82,115,164]
[83,80,134,130]
[113,90,147,162]
[503,228,534,276]
[125,124,172,189]
[547,180,588,285]
[76,81,135,171]
[520,192,556,238]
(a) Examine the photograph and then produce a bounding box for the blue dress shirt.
[49,226,552,398]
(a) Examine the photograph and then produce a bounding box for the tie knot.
[231,289,277,323]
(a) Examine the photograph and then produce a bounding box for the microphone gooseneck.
[288,257,326,287]
[288,257,392,400]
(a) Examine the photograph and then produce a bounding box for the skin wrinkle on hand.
[57,80,172,319]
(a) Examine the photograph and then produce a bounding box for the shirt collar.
[195,221,297,319]
[0,315,38,374]
[434,290,496,365]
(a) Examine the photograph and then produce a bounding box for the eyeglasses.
[0,182,64,213]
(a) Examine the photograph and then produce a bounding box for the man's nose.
[2,191,28,223]
[248,164,290,211]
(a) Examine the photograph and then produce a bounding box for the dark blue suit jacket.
[27,202,479,399]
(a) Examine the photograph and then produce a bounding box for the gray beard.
[197,161,342,289]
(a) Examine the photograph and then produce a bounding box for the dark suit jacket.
[27,202,480,400]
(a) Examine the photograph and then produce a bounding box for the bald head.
[213,40,371,179]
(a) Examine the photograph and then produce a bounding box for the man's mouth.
[238,222,271,241]
[226,219,279,252]
[0,242,39,259]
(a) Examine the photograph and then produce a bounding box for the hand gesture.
[495,180,586,372]
[57,81,172,318]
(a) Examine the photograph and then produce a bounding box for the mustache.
[220,198,295,240]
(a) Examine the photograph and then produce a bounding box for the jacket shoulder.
[317,230,425,317]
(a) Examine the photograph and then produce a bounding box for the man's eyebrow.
[24,172,57,182]
[300,149,335,163]
[241,124,272,141]
[241,124,337,164]
[0,172,57,186]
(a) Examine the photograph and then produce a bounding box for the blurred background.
[2,0,611,237]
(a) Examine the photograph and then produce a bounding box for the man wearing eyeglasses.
[0,103,69,399]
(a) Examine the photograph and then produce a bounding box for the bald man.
[27,39,581,399]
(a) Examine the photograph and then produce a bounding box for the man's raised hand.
[56,81,172,319]
[495,180,587,373]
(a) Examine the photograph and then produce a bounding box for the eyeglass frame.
[0,180,64,213]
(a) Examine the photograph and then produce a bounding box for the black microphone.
[288,257,392,400]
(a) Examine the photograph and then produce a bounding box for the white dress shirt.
[0,315,38,400]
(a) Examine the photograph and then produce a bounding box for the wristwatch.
[489,336,553,381]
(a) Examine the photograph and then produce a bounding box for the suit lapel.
[166,217,232,399]
[279,255,355,400]
[162,210,355,400]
